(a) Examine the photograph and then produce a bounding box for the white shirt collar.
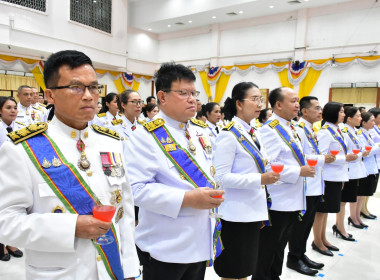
[325,121,338,129]
[121,114,136,128]
[50,117,90,140]
[298,117,312,130]
[272,112,292,127]
[344,123,356,133]
[206,120,216,129]
[232,116,251,132]
[157,111,188,131]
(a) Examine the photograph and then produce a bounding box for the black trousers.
[137,246,206,280]
[252,210,299,280]
[287,195,321,261]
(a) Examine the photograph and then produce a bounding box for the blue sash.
[300,125,320,154]
[374,125,380,136]
[229,126,265,173]
[149,125,223,265]
[326,127,348,154]
[22,134,124,280]
[344,129,360,146]
[361,131,372,146]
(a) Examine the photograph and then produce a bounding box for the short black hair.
[343,106,359,123]
[368,107,380,118]
[268,87,284,108]
[201,102,219,119]
[360,111,373,126]
[100,92,117,113]
[146,96,156,103]
[322,102,343,124]
[358,106,366,113]
[299,96,318,112]
[44,50,94,88]
[258,108,271,123]
[154,62,196,94]
[0,96,17,112]
[223,81,259,121]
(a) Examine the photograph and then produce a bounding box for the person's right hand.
[346,154,358,162]
[362,150,370,157]
[182,187,225,209]
[261,171,280,185]
[300,165,315,177]
[75,215,112,239]
[324,154,336,163]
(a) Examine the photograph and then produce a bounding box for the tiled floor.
[1,191,380,280]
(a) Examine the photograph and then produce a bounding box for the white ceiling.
[128,0,354,34]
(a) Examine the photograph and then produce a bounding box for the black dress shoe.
[287,259,318,276]
[360,222,369,228]
[302,255,324,269]
[0,244,10,261]
[6,246,23,258]
[332,225,355,241]
[348,217,364,229]
[324,244,339,251]
[311,242,333,257]
[361,212,376,219]
[369,213,377,218]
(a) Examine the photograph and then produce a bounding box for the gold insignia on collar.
[84,131,89,138]
[179,123,185,129]
[222,121,235,131]
[111,119,123,126]
[298,122,305,128]
[71,131,76,138]
[52,206,65,213]
[97,113,106,118]
[342,127,348,133]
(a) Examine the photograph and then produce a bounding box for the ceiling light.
[304,0,309,1]
[167,24,171,27]
[212,16,216,19]
[148,28,152,31]
[188,20,192,23]
[239,11,243,14]
[269,5,274,8]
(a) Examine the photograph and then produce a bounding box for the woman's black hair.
[360,112,374,127]
[117,89,138,113]
[368,107,380,119]
[143,103,158,118]
[258,108,271,123]
[201,102,219,120]
[100,92,118,114]
[223,82,259,121]
[321,102,343,126]
[343,106,359,123]
[0,96,17,112]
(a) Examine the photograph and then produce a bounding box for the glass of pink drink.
[352,144,360,155]
[93,205,116,245]
[329,142,340,156]
[270,157,284,185]
[306,154,318,167]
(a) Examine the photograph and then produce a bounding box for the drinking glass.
[269,157,284,185]
[352,144,360,155]
[92,204,116,245]
[329,142,340,156]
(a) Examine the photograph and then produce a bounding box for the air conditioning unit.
[331,83,353,88]
[354,82,378,88]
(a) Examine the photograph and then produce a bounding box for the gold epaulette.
[190,118,208,128]
[298,122,305,128]
[256,119,262,128]
[91,124,120,140]
[118,112,122,117]
[268,119,279,128]
[321,125,329,129]
[137,119,146,125]
[291,120,297,126]
[15,122,26,127]
[7,122,48,144]
[222,121,235,131]
[38,103,47,107]
[32,106,44,112]
[357,129,363,135]
[143,118,165,132]
[97,113,106,118]
[342,127,348,133]
[111,119,123,126]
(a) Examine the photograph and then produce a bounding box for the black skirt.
[213,219,260,278]
[358,175,376,196]
[341,179,359,202]
[316,181,342,213]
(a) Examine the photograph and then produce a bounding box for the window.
[70,0,112,33]
[0,0,46,12]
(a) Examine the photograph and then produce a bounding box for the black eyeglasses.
[163,89,200,98]
[49,84,104,95]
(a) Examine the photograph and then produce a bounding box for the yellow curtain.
[331,88,377,104]
[0,74,39,90]
[199,71,212,101]
[132,81,141,92]
[277,69,294,89]
[298,68,322,99]
[113,77,126,93]
[31,66,46,90]
[214,72,231,104]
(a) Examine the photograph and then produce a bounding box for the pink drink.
[365,146,372,151]
[330,150,339,156]
[352,149,360,155]
[93,205,116,222]
[271,164,284,174]
[307,159,318,167]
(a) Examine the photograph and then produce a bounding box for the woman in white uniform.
[202,102,221,150]
[92,92,120,127]
[143,103,159,121]
[213,82,279,280]
[0,96,24,261]
[341,107,369,230]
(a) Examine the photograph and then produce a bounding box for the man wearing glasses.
[0,50,139,280]
[124,62,224,280]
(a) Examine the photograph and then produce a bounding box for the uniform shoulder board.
[222,121,235,131]
[111,119,123,126]
[32,106,43,112]
[190,118,208,128]
[7,122,48,144]
[268,119,279,128]
[118,112,123,117]
[321,125,329,129]
[38,103,47,107]
[143,118,165,132]
[357,129,363,135]
[97,113,106,118]
[137,119,146,125]
[342,127,348,133]
[15,122,26,127]
[291,120,297,126]
[91,124,120,140]
[298,122,305,128]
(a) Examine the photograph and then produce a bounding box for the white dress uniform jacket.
[214,116,268,222]
[369,126,380,169]
[342,124,368,179]
[92,111,121,129]
[16,103,38,125]
[0,120,25,148]
[357,128,380,175]
[124,111,215,263]
[296,118,325,196]
[317,122,349,182]
[0,118,139,280]
[32,103,48,123]
[206,120,218,151]
[259,113,305,211]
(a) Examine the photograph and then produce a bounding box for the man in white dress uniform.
[0,50,139,280]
